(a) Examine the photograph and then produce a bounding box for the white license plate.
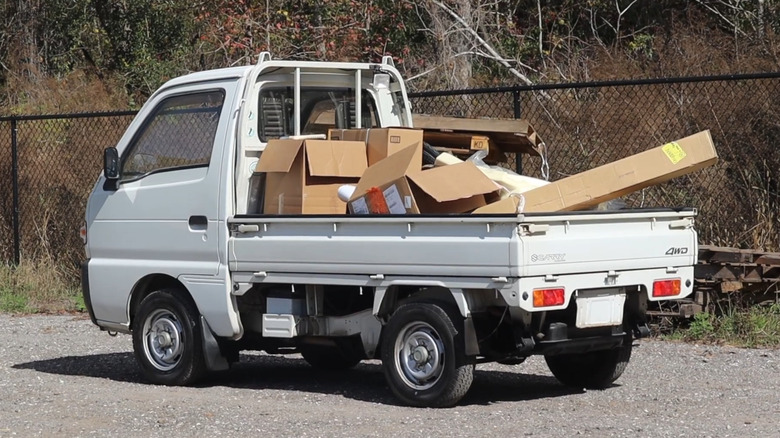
[575,290,626,328]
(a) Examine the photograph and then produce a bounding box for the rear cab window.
[257,88,378,142]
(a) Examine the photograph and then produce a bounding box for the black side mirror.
[103,147,119,180]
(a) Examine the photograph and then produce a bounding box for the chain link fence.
[2,73,779,277]
[0,112,136,271]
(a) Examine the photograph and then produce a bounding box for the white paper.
[350,197,369,214]
[383,184,407,214]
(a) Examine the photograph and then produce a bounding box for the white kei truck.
[82,53,697,407]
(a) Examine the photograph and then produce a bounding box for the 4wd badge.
[665,247,689,255]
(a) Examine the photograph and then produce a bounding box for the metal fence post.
[512,90,522,174]
[10,117,20,265]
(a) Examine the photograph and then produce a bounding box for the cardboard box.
[328,127,423,172]
[348,144,500,214]
[519,130,718,212]
[256,139,367,214]
[472,196,522,215]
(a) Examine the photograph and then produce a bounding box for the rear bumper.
[538,331,627,356]
[80,260,97,326]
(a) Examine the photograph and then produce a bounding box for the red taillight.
[653,279,681,297]
[533,288,565,307]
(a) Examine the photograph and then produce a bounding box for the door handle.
[188,215,208,231]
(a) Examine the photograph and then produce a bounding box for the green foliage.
[668,304,780,348]
[0,288,29,314]
[687,311,716,340]
[4,0,780,103]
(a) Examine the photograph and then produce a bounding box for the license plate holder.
[575,289,626,328]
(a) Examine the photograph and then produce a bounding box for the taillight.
[533,288,565,307]
[79,224,87,245]
[653,279,681,297]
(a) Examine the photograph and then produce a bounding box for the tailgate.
[515,209,697,277]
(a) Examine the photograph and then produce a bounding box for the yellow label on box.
[662,142,686,164]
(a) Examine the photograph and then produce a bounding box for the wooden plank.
[697,245,754,263]
[754,254,780,265]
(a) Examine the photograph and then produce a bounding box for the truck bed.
[228,209,697,282]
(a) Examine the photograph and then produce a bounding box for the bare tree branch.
[693,0,748,36]
[429,0,535,85]
[614,0,639,43]
[537,0,546,68]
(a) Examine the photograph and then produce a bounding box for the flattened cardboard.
[412,114,543,156]
[519,130,718,212]
[328,127,423,172]
[422,131,492,151]
[257,139,367,214]
[348,144,500,214]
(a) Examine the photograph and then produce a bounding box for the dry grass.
[0,256,83,314]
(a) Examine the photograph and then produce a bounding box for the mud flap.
[200,316,229,372]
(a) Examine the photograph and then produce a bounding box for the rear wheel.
[132,289,207,386]
[381,303,474,407]
[544,339,632,389]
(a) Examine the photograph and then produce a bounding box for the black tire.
[300,341,362,371]
[381,303,474,407]
[132,289,207,386]
[544,341,632,389]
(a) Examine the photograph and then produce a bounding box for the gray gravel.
[1,314,779,437]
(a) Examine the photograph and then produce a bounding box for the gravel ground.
[1,314,779,438]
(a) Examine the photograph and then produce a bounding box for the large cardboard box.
[348,144,500,214]
[519,130,718,212]
[328,127,424,172]
[256,139,367,214]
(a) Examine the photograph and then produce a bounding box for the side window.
[121,91,225,181]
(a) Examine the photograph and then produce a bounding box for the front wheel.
[132,289,207,386]
[381,303,474,407]
[544,340,632,389]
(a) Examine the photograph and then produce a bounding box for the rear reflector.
[652,279,681,297]
[79,224,87,245]
[533,288,565,307]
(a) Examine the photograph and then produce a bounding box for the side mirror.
[103,147,119,180]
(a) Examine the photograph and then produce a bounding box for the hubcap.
[394,322,445,390]
[142,309,184,372]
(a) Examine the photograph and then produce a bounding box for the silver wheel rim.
[393,321,445,390]
[142,309,184,372]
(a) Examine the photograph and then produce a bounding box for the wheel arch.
[374,284,479,360]
[373,284,470,321]
[128,274,190,325]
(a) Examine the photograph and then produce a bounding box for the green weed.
[666,303,780,348]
